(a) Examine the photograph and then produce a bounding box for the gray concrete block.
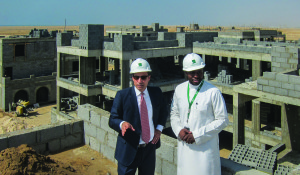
[295,84,300,91]
[157,142,175,163]
[155,157,162,175]
[280,63,292,69]
[77,104,92,121]
[162,160,177,175]
[31,143,47,154]
[276,57,288,63]
[280,52,292,58]
[101,144,116,163]
[288,90,300,98]
[84,122,97,138]
[288,58,298,64]
[258,85,263,91]
[263,86,275,94]
[0,135,8,151]
[269,80,282,88]
[61,133,83,150]
[263,72,276,79]
[96,127,107,143]
[271,62,281,68]
[90,136,100,152]
[271,52,280,57]
[257,78,269,85]
[48,139,61,153]
[288,75,300,85]
[275,46,286,53]
[282,82,294,90]
[107,132,117,148]
[38,124,65,143]
[8,130,37,147]
[101,116,115,134]
[275,88,288,96]
[90,110,101,128]
[84,134,90,145]
[275,73,289,82]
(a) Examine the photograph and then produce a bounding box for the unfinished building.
[0,35,57,110]
[0,23,299,174]
[51,23,300,173]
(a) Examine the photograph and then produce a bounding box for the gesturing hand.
[121,122,135,136]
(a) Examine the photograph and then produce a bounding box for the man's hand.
[121,122,135,136]
[151,129,161,144]
[178,128,191,141]
[182,133,195,144]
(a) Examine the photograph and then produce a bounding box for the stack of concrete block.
[229,144,277,174]
[257,71,300,98]
[204,71,210,81]
[245,77,253,82]
[271,46,299,73]
[79,24,104,50]
[217,70,233,84]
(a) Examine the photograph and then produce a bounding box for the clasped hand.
[178,128,195,144]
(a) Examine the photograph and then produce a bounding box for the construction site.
[0,23,300,174]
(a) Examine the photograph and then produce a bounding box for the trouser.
[118,143,156,175]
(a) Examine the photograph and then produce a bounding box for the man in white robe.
[171,53,229,175]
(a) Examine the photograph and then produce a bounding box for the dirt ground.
[0,104,118,175]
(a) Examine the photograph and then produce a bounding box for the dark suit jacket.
[108,86,168,166]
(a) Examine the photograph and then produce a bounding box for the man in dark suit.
[109,58,168,175]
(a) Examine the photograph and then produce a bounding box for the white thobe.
[171,81,229,175]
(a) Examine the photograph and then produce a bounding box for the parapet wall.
[0,117,83,154]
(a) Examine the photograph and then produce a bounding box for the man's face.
[185,69,204,85]
[132,72,151,92]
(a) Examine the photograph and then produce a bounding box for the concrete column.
[228,57,231,63]
[236,58,240,68]
[252,100,261,135]
[252,60,261,81]
[219,56,222,62]
[281,104,292,150]
[121,60,130,89]
[233,92,246,146]
[202,54,206,63]
[57,53,61,77]
[99,56,108,74]
[79,56,96,85]
[79,94,96,106]
[56,87,61,112]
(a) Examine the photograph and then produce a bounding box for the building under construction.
[1,23,299,174]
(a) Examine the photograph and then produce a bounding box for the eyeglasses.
[133,76,148,80]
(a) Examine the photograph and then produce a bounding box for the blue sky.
[1,0,300,28]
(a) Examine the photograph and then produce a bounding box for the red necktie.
[140,93,150,143]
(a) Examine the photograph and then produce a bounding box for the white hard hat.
[130,58,152,74]
[182,53,205,71]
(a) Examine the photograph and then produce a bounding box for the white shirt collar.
[188,81,201,90]
[134,86,149,97]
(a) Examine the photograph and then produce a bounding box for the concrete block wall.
[257,71,300,98]
[77,104,268,175]
[271,46,299,73]
[56,32,73,46]
[134,40,178,50]
[104,34,134,51]
[176,33,193,47]
[193,42,272,54]
[191,32,217,42]
[0,119,83,154]
[79,24,104,50]
[158,32,176,41]
[214,37,242,44]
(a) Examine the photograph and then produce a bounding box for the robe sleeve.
[170,89,184,138]
[193,89,229,145]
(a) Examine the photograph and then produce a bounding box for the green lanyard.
[187,80,204,122]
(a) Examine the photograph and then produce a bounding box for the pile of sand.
[0,116,28,134]
[0,144,77,175]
